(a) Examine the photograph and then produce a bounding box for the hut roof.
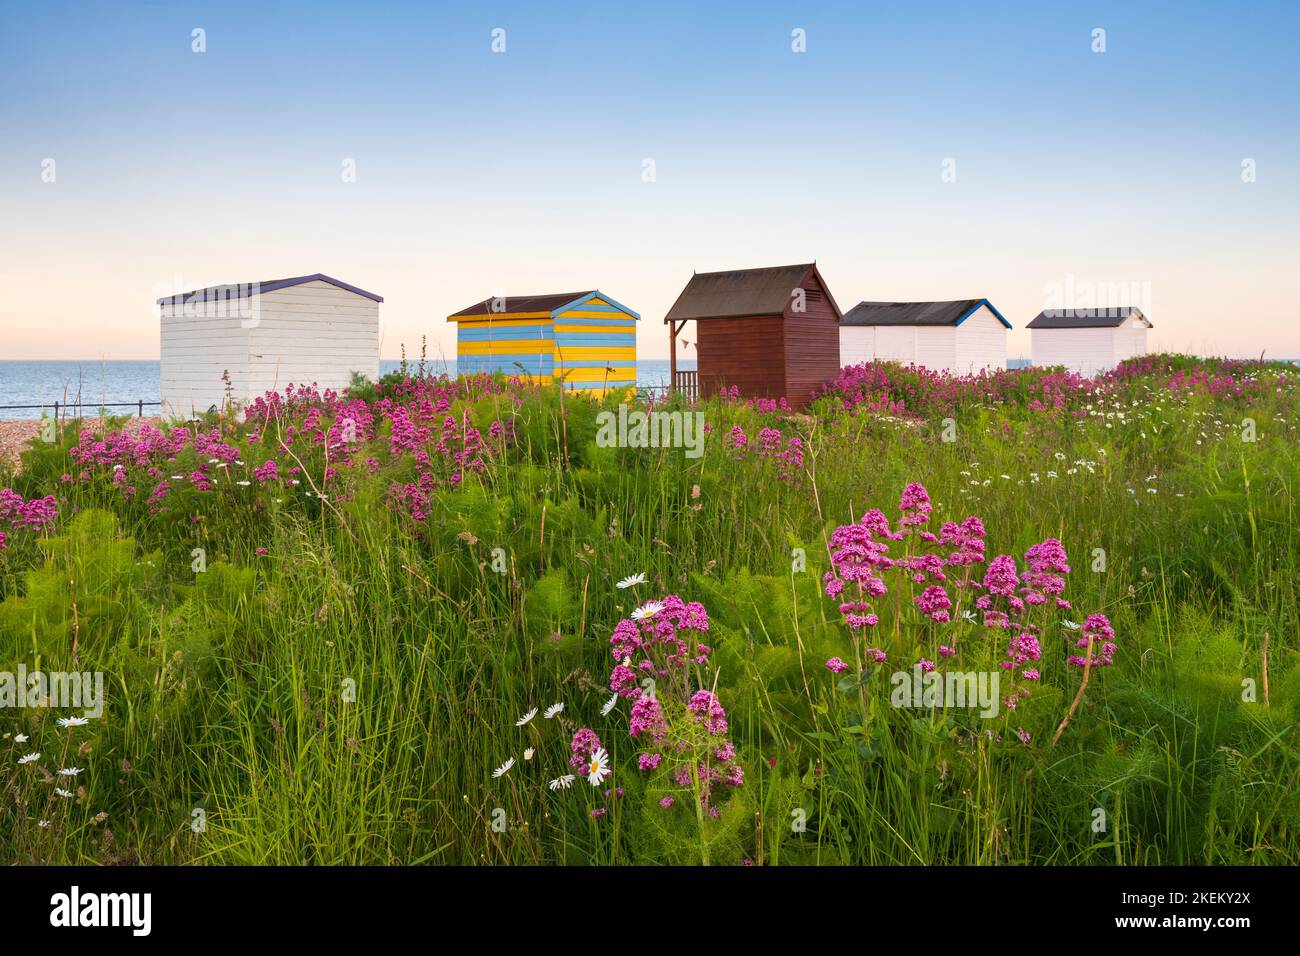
[449,291,640,320]
[842,298,1012,329]
[1026,307,1150,329]
[156,273,383,305]
[663,263,841,323]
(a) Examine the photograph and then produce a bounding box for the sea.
[0,359,696,420]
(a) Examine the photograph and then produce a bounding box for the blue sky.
[2,0,1298,359]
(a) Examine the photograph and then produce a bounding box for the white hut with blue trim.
[839,298,1011,374]
[157,273,381,418]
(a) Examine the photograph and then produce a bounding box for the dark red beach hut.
[663,263,842,409]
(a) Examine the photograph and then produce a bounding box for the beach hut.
[157,273,381,418]
[663,263,842,409]
[839,299,1011,374]
[1027,307,1152,376]
[447,291,639,397]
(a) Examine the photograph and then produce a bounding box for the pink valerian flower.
[866,648,888,664]
[629,695,667,739]
[1069,613,1117,667]
[606,594,710,699]
[638,752,663,772]
[1021,538,1070,599]
[0,489,58,531]
[916,659,936,673]
[983,555,1019,597]
[898,482,932,527]
[253,460,279,482]
[688,690,728,736]
[725,425,748,451]
[825,657,848,673]
[569,728,604,769]
[913,585,952,622]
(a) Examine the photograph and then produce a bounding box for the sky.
[1,0,1298,361]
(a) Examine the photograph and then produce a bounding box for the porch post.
[668,320,678,394]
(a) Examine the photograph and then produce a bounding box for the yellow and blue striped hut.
[448,291,639,397]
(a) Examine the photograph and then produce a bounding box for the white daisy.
[631,601,665,621]
[57,767,83,777]
[55,788,72,798]
[17,753,39,765]
[58,716,89,728]
[523,747,535,761]
[491,758,515,778]
[584,747,612,787]
[14,734,28,743]
[38,819,50,829]
[543,703,564,719]
[1062,620,1081,630]
[600,693,619,717]
[616,572,647,590]
[236,480,251,487]
[548,774,576,791]
[516,707,538,727]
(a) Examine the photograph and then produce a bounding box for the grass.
[0,356,1296,865]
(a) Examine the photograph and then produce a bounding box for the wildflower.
[585,747,612,786]
[38,820,50,829]
[631,601,665,621]
[600,693,619,717]
[491,758,515,778]
[58,716,89,728]
[516,707,538,727]
[616,572,647,589]
[55,788,73,798]
[18,753,39,765]
[659,796,674,808]
[590,807,608,819]
[523,747,535,761]
[543,702,564,719]
[14,734,28,743]
[548,774,576,791]
[58,767,83,777]
[825,657,848,673]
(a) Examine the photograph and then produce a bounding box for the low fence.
[0,400,161,419]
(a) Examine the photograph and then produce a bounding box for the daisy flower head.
[548,774,576,791]
[523,747,535,761]
[18,753,39,765]
[58,716,90,728]
[14,734,28,743]
[631,601,665,621]
[585,747,612,787]
[616,572,648,590]
[55,788,72,798]
[516,707,538,727]
[600,693,619,717]
[58,767,83,777]
[543,702,564,719]
[1062,620,1082,630]
[492,757,515,778]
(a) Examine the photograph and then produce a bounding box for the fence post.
[138,400,143,418]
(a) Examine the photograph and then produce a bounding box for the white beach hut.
[158,274,381,418]
[1027,307,1151,376]
[839,299,1010,374]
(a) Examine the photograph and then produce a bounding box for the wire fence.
[0,400,161,419]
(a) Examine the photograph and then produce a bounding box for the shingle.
[450,291,595,318]
[1026,307,1149,329]
[842,299,983,327]
[663,264,816,322]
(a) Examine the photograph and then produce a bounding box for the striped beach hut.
[448,291,639,397]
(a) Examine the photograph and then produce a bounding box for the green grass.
[1,359,1296,865]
